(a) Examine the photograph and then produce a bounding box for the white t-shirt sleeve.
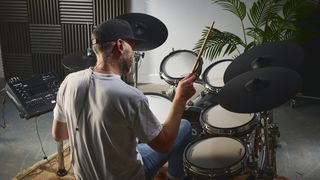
[133,98,162,143]
[53,77,67,123]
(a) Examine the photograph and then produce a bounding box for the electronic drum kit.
[60,13,304,179]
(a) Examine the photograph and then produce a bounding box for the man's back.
[55,69,160,179]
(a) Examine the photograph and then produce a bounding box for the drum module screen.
[5,72,60,119]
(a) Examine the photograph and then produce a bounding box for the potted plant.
[194,0,320,61]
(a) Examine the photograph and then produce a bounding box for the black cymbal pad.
[62,51,96,72]
[224,40,304,83]
[116,13,168,51]
[217,67,302,113]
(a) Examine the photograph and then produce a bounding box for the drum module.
[5,72,60,119]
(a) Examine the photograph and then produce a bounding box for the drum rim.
[183,136,247,172]
[202,59,233,91]
[200,104,257,130]
[159,49,203,85]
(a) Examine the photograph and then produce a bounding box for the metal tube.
[134,60,138,88]
[56,141,67,176]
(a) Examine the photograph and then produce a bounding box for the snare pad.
[184,136,246,177]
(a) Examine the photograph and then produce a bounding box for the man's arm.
[148,74,196,154]
[52,120,69,141]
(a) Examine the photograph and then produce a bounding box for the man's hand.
[175,73,197,103]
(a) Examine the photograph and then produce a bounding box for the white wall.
[0,1,253,82]
[130,0,253,84]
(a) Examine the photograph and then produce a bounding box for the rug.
[13,145,75,180]
[13,143,168,180]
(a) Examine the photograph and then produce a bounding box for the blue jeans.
[137,119,192,180]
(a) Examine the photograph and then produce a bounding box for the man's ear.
[115,39,124,54]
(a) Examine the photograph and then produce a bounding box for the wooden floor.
[10,144,262,180]
[12,145,169,180]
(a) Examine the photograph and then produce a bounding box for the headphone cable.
[0,88,6,128]
[34,116,49,161]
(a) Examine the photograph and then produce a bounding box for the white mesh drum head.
[185,137,245,169]
[145,94,172,124]
[205,105,254,128]
[204,60,232,87]
[162,51,197,78]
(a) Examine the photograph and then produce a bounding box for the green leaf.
[195,0,311,61]
[193,27,245,60]
[248,0,279,28]
[213,0,247,20]
[245,41,257,51]
[246,27,265,44]
[283,0,304,20]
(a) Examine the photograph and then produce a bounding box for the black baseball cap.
[92,19,137,45]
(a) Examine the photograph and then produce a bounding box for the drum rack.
[255,111,280,179]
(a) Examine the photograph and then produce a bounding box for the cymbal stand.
[258,110,280,179]
[133,52,145,88]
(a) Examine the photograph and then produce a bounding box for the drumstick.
[191,21,215,75]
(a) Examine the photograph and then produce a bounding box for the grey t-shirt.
[53,68,162,180]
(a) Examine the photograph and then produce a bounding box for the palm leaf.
[245,41,257,51]
[283,0,304,20]
[246,27,265,44]
[248,0,280,28]
[268,14,297,40]
[194,0,311,61]
[193,27,245,60]
[282,30,295,40]
[263,24,283,42]
[213,0,247,20]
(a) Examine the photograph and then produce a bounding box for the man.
[52,18,196,180]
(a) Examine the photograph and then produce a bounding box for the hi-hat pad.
[62,51,96,72]
[224,40,304,83]
[217,67,302,113]
[116,13,168,51]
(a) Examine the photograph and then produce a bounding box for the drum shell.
[200,105,257,137]
[183,136,247,179]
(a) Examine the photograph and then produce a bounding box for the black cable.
[34,117,48,160]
